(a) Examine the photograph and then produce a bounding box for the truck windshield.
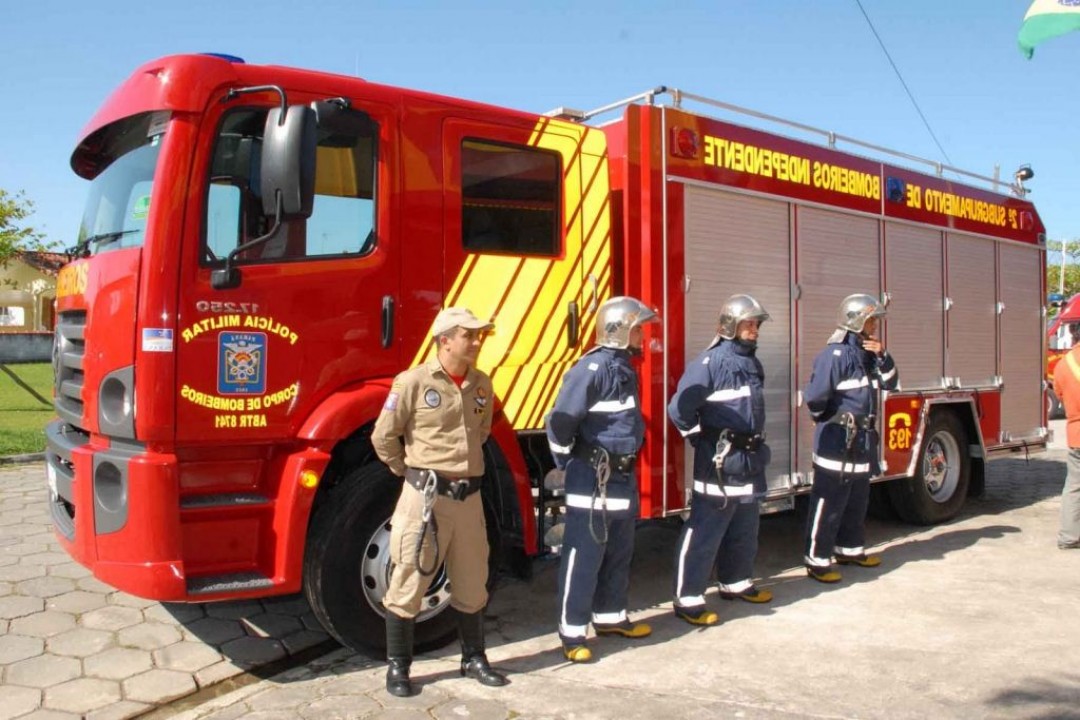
[72,111,167,257]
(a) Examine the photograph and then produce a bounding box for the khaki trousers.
[383,482,489,618]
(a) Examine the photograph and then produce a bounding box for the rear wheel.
[1048,388,1065,420]
[888,410,970,525]
[303,462,500,655]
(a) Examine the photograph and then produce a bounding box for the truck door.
[175,97,398,444]
[431,118,611,431]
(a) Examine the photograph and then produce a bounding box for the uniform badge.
[383,392,399,412]
[424,389,442,408]
[475,386,488,407]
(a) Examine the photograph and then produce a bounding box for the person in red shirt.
[1052,322,1080,550]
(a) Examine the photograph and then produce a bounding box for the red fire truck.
[47,54,1048,653]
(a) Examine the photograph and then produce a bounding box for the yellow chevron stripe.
[413,118,613,430]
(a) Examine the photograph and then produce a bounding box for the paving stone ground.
[0,462,332,720]
[0,422,1075,719]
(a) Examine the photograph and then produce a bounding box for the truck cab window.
[461,139,560,256]
[204,107,378,264]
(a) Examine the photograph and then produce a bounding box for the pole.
[1062,238,1069,297]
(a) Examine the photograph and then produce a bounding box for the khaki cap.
[432,307,494,337]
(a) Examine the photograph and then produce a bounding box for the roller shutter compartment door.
[683,187,792,494]
[884,222,945,390]
[795,207,880,480]
[999,242,1042,439]
[945,233,997,388]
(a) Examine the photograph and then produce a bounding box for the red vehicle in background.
[47,54,1049,653]
[1047,294,1080,418]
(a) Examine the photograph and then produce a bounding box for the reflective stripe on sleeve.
[549,440,574,454]
[565,494,632,511]
[835,376,869,391]
[812,455,870,473]
[679,424,701,437]
[589,397,637,413]
[706,386,751,402]
[879,366,897,382]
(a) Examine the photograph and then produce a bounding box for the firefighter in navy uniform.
[803,294,899,583]
[546,296,659,663]
[372,307,509,697]
[668,295,773,626]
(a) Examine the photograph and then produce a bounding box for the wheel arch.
[903,398,985,477]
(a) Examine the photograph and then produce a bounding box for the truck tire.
[1048,388,1065,420]
[303,462,499,655]
[887,410,970,525]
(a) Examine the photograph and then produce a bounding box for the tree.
[1047,237,1080,304]
[0,189,53,269]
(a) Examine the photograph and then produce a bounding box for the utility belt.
[404,467,481,501]
[719,430,766,452]
[826,413,876,431]
[572,443,637,474]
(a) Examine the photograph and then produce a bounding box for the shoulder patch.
[383,392,399,412]
[587,362,600,371]
[832,349,842,356]
[701,356,710,365]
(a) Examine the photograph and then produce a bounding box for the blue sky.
[4,1,1077,258]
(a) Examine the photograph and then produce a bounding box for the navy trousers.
[673,491,760,607]
[803,466,871,567]
[556,460,638,640]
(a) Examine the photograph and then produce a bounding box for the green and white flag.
[1019,0,1080,58]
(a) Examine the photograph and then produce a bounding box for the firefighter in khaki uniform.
[372,307,508,698]
[546,296,659,663]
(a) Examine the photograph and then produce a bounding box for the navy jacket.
[668,338,770,482]
[804,332,899,473]
[546,347,645,470]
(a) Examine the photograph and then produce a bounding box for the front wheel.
[887,410,971,525]
[303,462,499,655]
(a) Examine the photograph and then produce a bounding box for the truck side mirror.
[212,104,317,290]
[260,104,317,219]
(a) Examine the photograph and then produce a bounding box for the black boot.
[385,613,417,697]
[458,610,509,687]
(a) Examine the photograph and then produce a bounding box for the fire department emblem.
[424,389,442,408]
[475,386,487,407]
[218,332,267,395]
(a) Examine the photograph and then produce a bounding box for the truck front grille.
[53,310,86,427]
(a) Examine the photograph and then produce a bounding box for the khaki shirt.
[372,358,493,478]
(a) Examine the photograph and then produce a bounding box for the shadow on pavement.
[984,673,1080,719]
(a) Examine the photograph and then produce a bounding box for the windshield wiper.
[67,229,139,259]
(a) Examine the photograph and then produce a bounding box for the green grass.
[0,362,55,456]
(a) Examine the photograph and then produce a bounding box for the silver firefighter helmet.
[836,293,887,333]
[595,296,659,349]
[717,294,770,340]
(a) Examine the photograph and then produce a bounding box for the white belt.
[692,480,755,497]
[565,494,632,511]
[812,455,870,473]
